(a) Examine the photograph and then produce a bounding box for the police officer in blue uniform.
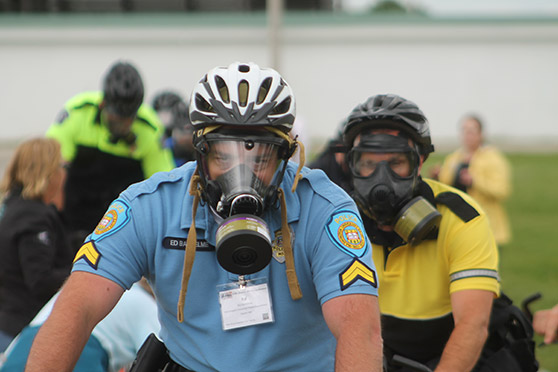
[26,62,383,372]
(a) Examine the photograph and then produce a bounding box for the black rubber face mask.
[352,160,417,226]
[349,134,419,224]
[349,133,441,244]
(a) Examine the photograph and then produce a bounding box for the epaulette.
[435,192,480,223]
[124,166,189,200]
[135,116,159,131]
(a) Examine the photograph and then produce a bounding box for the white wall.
[1,15,557,154]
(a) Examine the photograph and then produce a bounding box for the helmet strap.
[264,126,306,193]
[177,170,203,322]
[278,188,302,300]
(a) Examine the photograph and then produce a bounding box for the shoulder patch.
[339,258,377,290]
[91,199,131,242]
[74,241,101,269]
[326,210,368,258]
[55,109,69,124]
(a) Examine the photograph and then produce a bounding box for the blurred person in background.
[152,90,195,167]
[309,120,352,194]
[434,114,512,246]
[46,60,174,251]
[0,138,73,352]
[0,278,158,372]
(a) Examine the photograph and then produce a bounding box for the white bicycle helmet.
[189,62,295,133]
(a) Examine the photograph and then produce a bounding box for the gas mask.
[195,129,293,274]
[349,133,440,245]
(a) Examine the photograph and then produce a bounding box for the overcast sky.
[341,0,558,16]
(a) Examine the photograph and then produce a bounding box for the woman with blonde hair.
[0,138,74,351]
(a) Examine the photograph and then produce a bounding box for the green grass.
[425,152,558,371]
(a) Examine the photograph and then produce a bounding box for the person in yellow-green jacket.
[46,61,174,250]
[436,114,512,246]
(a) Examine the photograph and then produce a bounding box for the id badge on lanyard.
[217,275,274,331]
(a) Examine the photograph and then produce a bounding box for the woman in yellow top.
[438,114,512,245]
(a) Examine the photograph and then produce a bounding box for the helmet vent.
[257,78,272,104]
[238,80,249,107]
[271,97,291,115]
[238,64,250,73]
[195,93,214,113]
[215,76,230,104]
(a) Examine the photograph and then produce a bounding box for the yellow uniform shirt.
[370,179,500,362]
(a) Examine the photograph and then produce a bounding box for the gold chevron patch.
[73,241,101,270]
[339,259,377,290]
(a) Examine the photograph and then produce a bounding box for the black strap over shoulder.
[435,192,480,223]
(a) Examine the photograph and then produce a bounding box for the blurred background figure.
[46,61,174,250]
[308,120,351,193]
[0,279,158,372]
[0,138,73,352]
[435,114,512,246]
[152,90,195,167]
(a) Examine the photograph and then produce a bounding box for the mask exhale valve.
[215,214,272,275]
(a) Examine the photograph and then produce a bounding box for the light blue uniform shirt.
[73,161,378,372]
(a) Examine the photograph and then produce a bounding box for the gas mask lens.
[350,150,416,178]
[202,137,284,217]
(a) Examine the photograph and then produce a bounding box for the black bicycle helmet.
[103,61,144,117]
[189,62,295,133]
[343,94,434,159]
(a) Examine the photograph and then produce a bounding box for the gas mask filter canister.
[215,214,272,275]
[393,196,441,245]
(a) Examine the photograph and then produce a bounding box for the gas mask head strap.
[264,126,306,193]
[177,168,203,322]
[355,132,415,154]
[278,187,302,300]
